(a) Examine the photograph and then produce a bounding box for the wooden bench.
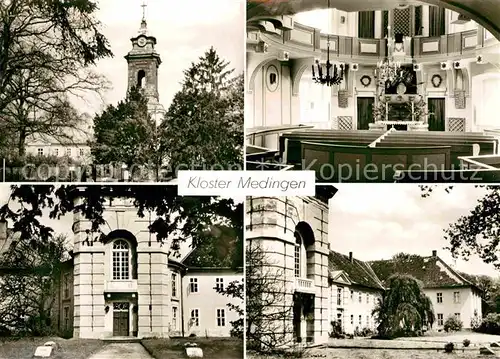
[376,142,475,168]
[300,141,451,182]
[378,138,496,155]
[280,131,383,163]
[394,169,500,183]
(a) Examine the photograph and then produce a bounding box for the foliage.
[372,274,434,338]
[329,321,343,339]
[163,47,243,173]
[0,0,112,155]
[246,242,294,352]
[471,312,482,331]
[0,185,243,263]
[0,234,67,335]
[439,186,500,269]
[91,87,163,173]
[444,315,463,332]
[475,313,500,334]
[463,339,471,347]
[444,342,454,353]
[215,279,244,339]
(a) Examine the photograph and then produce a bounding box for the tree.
[0,0,112,155]
[372,274,435,338]
[216,278,244,338]
[246,241,296,352]
[162,47,243,173]
[91,87,162,173]
[0,185,243,273]
[0,234,67,335]
[425,186,500,269]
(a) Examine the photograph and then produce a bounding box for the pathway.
[87,343,153,359]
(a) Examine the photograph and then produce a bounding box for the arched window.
[112,240,130,280]
[137,70,146,88]
[294,233,301,278]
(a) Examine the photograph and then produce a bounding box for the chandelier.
[311,0,344,86]
[375,26,410,87]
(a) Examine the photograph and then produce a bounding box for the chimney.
[432,250,437,257]
[349,252,353,263]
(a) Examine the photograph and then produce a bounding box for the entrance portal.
[113,302,130,336]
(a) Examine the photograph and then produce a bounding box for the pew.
[279,131,383,163]
[376,142,476,168]
[300,141,451,182]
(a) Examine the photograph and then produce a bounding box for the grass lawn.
[0,337,105,359]
[141,337,243,359]
[249,348,490,359]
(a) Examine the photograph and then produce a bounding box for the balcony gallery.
[246,0,500,183]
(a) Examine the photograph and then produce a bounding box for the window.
[190,278,198,293]
[437,293,443,303]
[66,148,71,157]
[359,315,362,326]
[37,148,44,156]
[217,309,226,327]
[366,294,369,304]
[455,313,461,321]
[454,292,460,304]
[216,277,224,291]
[359,293,362,303]
[366,315,370,327]
[437,313,444,326]
[294,233,301,277]
[63,274,70,299]
[337,287,343,306]
[54,148,59,156]
[112,240,130,280]
[172,307,177,330]
[171,273,177,297]
[190,309,199,326]
[350,315,354,325]
[63,306,69,330]
[79,148,85,156]
[350,290,354,301]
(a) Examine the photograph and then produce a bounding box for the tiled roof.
[328,251,385,290]
[369,254,471,288]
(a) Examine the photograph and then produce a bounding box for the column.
[374,11,382,38]
[422,6,429,36]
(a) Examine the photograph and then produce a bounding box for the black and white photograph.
[246,185,500,358]
[0,0,244,182]
[246,0,500,182]
[0,185,243,358]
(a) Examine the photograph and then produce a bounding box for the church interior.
[246,0,500,182]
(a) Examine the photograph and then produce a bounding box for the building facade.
[247,194,484,346]
[247,4,500,149]
[0,196,242,339]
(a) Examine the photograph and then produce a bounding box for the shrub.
[463,339,471,347]
[329,321,343,338]
[471,315,482,331]
[477,313,500,334]
[444,316,463,332]
[444,342,454,353]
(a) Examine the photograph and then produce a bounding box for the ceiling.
[248,0,500,40]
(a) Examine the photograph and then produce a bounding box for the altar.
[369,121,429,131]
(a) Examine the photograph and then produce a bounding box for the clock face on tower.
[137,37,147,47]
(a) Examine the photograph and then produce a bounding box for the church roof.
[328,250,385,290]
[369,254,476,289]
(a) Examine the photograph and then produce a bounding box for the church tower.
[124,3,165,124]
